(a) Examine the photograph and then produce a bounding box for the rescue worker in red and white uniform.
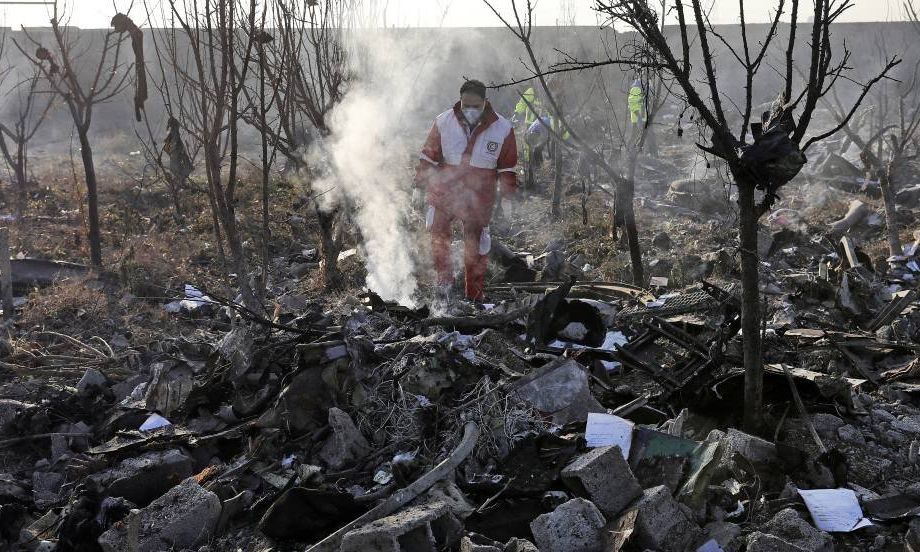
[415,80,518,302]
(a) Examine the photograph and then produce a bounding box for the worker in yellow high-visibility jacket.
[628,79,644,124]
[513,87,542,162]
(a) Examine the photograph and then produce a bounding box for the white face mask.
[462,106,484,124]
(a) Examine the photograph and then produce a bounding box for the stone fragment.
[810,413,845,439]
[0,399,34,431]
[97,477,221,552]
[720,428,777,466]
[339,501,461,552]
[561,445,641,518]
[749,508,833,552]
[837,424,866,446]
[893,416,920,435]
[91,449,193,506]
[746,532,809,552]
[460,534,502,552]
[530,497,606,552]
[503,538,539,552]
[318,407,371,469]
[77,368,107,393]
[698,521,742,552]
[633,485,700,552]
[32,471,63,509]
[513,358,604,425]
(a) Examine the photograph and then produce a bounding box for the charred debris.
[4,190,920,552]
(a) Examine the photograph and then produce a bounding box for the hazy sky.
[0,0,907,29]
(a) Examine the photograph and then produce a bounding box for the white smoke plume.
[311,28,472,306]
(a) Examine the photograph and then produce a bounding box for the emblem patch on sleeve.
[487,141,499,153]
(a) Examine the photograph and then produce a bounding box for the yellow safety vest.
[628,86,644,123]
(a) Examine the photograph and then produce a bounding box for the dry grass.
[21,276,112,334]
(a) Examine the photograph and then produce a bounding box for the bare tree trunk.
[259,49,270,303]
[13,147,26,220]
[738,181,763,431]
[317,208,342,289]
[879,168,902,257]
[77,129,103,267]
[551,139,562,217]
[624,151,644,285]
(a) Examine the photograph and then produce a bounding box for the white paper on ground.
[559,322,589,341]
[600,360,621,373]
[798,488,873,532]
[585,412,634,457]
[696,539,724,552]
[649,276,669,287]
[547,330,628,351]
[140,413,172,431]
[600,331,629,350]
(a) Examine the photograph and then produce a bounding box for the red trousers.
[429,207,488,301]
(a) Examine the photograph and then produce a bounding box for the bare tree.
[482,0,649,285]
[595,0,898,429]
[823,53,920,259]
[147,0,262,310]
[0,32,55,219]
[242,0,353,290]
[129,10,198,222]
[14,2,131,266]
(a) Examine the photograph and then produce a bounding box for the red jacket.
[415,101,518,227]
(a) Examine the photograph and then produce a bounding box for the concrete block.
[77,368,107,393]
[91,449,193,506]
[760,508,833,552]
[513,358,604,425]
[318,407,371,469]
[0,399,34,432]
[32,471,63,509]
[530,497,606,552]
[98,477,221,552]
[721,428,777,466]
[340,501,461,552]
[460,534,502,552]
[634,485,700,552]
[698,521,742,552]
[746,532,808,552]
[561,445,642,518]
[503,538,539,552]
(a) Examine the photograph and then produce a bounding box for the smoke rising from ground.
[312,29,486,306]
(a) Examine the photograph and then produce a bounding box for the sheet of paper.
[548,331,629,352]
[600,331,629,351]
[798,488,873,532]
[140,413,171,431]
[696,539,724,552]
[585,413,634,457]
[599,360,621,373]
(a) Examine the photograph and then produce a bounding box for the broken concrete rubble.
[746,509,834,552]
[5,226,920,552]
[561,445,642,518]
[97,477,221,552]
[90,448,193,506]
[512,357,604,424]
[633,485,700,552]
[339,501,462,552]
[318,407,372,469]
[530,497,607,552]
